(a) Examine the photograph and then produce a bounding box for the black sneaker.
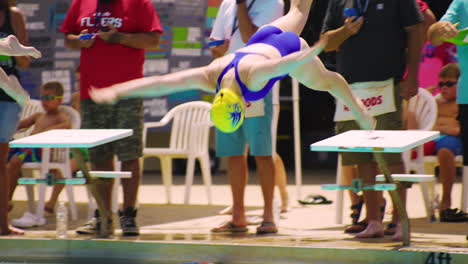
[439,208,468,222]
[119,207,139,236]
[76,210,114,235]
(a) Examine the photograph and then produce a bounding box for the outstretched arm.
[246,38,327,90]
[91,66,214,103]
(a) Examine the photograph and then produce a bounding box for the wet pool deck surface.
[1,169,467,263]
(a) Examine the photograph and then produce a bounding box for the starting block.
[322,179,396,193]
[18,172,86,186]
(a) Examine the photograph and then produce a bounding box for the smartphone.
[79,34,95,40]
[208,39,225,47]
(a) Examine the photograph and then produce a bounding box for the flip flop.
[298,194,332,205]
[211,221,248,233]
[256,221,278,234]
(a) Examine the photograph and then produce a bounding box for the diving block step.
[76,171,131,178]
[376,174,435,182]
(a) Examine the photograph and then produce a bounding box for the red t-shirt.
[60,0,163,99]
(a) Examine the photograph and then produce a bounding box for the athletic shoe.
[76,210,114,235]
[11,212,46,228]
[119,207,139,236]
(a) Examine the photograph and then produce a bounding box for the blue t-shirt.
[441,0,468,104]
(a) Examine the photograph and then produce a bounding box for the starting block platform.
[310,130,440,153]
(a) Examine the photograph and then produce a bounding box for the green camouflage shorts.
[81,98,143,162]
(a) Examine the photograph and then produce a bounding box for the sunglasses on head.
[438,81,457,87]
[40,95,63,100]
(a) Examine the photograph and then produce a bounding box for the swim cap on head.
[211,88,244,133]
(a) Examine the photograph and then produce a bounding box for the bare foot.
[280,195,289,213]
[392,223,402,241]
[355,220,384,238]
[0,35,41,58]
[0,225,24,236]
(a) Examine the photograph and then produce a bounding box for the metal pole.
[292,79,302,200]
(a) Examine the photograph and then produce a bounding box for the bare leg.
[274,153,289,212]
[92,159,114,212]
[438,148,456,211]
[7,156,23,201]
[384,162,406,241]
[290,42,374,130]
[1,143,24,235]
[355,162,384,238]
[45,169,64,213]
[267,0,314,34]
[228,155,248,226]
[342,165,364,223]
[255,155,276,223]
[46,159,79,213]
[121,158,141,210]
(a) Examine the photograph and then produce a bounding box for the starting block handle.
[322,184,350,190]
[18,178,45,184]
[363,183,396,191]
[56,178,87,185]
[322,183,396,191]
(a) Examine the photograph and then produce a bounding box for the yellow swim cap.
[211,88,244,133]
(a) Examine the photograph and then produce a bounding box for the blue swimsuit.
[216,26,301,101]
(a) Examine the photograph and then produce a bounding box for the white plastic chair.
[402,88,438,173]
[21,105,81,220]
[143,101,213,204]
[400,88,438,220]
[334,88,438,224]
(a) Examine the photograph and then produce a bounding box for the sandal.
[298,194,332,205]
[439,208,468,222]
[344,221,367,234]
[350,196,364,224]
[211,221,248,233]
[256,221,278,234]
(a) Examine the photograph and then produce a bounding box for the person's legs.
[342,164,366,233]
[228,155,248,227]
[121,158,140,210]
[355,162,384,238]
[1,101,24,235]
[7,155,24,202]
[0,143,23,235]
[45,169,64,213]
[267,0,314,35]
[46,155,80,213]
[255,155,275,223]
[115,98,143,236]
[438,148,456,211]
[273,153,289,212]
[76,99,114,235]
[384,162,406,240]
